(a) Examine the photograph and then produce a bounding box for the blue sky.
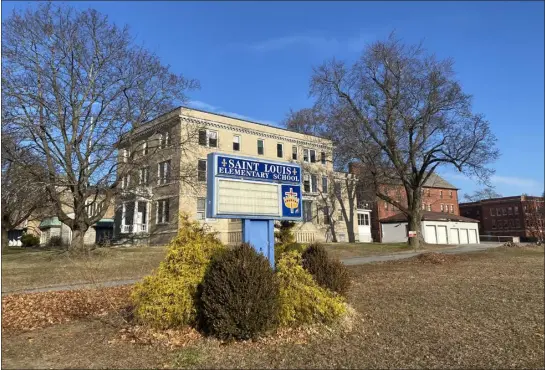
[2,1,544,198]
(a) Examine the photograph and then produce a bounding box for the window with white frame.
[422,203,426,210]
[311,174,317,193]
[503,208,507,216]
[292,145,298,160]
[198,159,206,182]
[427,204,431,211]
[338,212,343,221]
[196,197,206,220]
[160,132,170,149]
[440,204,444,212]
[322,206,330,225]
[142,140,148,156]
[449,190,453,199]
[121,174,130,189]
[257,139,264,155]
[157,160,171,185]
[357,213,370,226]
[303,174,311,193]
[303,148,309,162]
[233,135,240,151]
[303,200,313,222]
[310,149,316,163]
[156,198,170,224]
[450,204,454,213]
[322,176,328,193]
[198,129,217,147]
[123,148,130,163]
[384,201,388,209]
[139,167,149,185]
[277,143,283,158]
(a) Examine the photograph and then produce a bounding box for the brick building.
[459,195,544,241]
[350,163,460,242]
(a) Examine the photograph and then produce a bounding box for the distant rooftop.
[380,211,479,223]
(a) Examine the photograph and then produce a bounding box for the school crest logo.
[283,187,300,214]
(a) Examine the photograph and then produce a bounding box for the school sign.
[207,153,303,266]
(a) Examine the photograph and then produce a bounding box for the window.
[440,204,444,212]
[492,219,496,229]
[160,132,170,149]
[323,206,330,225]
[198,159,206,182]
[139,167,149,185]
[322,177,328,193]
[321,151,326,164]
[277,143,283,158]
[303,200,313,222]
[142,141,148,156]
[422,203,426,210]
[384,201,388,209]
[156,199,170,224]
[311,174,317,193]
[338,212,343,222]
[502,208,507,216]
[427,189,431,197]
[292,146,298,160]
[198,129,217,147]
[450,204,454,213]
[303,174,311,193]
[490,208,495,216]
[508,207,513,215]
[334,182,341,196]
[121,174,130,189]
[427,204,431,211]
[449,191,453,199]
[157,160,171,185]
[196,198,206,220]
[310,149,316,163]
[123,148,130,163]
[358,213,370,226]
[440,191,443,199]
[514,206,519,215]
[208,131,217,147]
[303,148,309,162]
[233,136,240,151]
[257,139,264,155]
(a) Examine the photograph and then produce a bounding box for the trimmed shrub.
[276,251,346,327]
[275,221,296,245]
[200,243,279,340]
[21,234,40,248]
[302,243,351,297]
[131,214,224,329]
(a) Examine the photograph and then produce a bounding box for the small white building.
[381,211,480,245]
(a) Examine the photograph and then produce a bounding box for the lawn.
[323,241,455,259]
[2,242,448,293]
[1,246,168,293]
[2,246,543,369]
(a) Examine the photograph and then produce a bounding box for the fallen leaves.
[2,286,132,333]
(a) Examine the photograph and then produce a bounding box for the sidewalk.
[2,242,503,296]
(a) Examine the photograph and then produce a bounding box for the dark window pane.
[310,150,316,163]
[311,174,317,192]
[257,140,264,155]
[322,177,328,193]
[277,143,283,158]
[292,146,297,160]
[321,152,326,164]
[198,160,206,182]
[198,130,207,146]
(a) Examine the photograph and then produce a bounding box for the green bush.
[46,236,63,248]
[131,214,224,329]
[21,233,40,248]
[275,221,296,245]
[199,243,279,340]
[276,251,346,327]
[302,243,351,297]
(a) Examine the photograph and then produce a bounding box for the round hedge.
[199,243,279,340]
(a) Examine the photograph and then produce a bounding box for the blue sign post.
[206,153,303,267]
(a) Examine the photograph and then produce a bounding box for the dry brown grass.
[2,247,543,369]
[323,242,455,260]
[1,246,167,293]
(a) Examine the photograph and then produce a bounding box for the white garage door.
[468,229,477,244]
[437,225,448,244]
[450,228,460,244]
[460,229,469,244]
[425,225,437,244]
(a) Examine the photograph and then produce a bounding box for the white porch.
[121,200,150,234]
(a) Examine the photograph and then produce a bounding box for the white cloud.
[241,32,370,53]
[188,100,277,126]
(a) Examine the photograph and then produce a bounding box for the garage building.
[381,211,480,245]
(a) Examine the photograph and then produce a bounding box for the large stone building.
[350,163,460,242]
[115,107,358,245]
[459,195,544,241]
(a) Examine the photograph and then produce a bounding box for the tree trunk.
[329,221,338,242]
[346,218,356,243]
[407,213,422,251]
[2,226,9,250]
[70,228,86,250]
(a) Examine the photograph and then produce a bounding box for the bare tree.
[1,133,50,247]
[308,34,499,248]
[2,4,198,249]
[463,187,502,202]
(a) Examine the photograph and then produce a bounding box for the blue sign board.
[206,153,303,221]
[216,155,301,183]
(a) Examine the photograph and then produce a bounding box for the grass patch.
[322,242,455,259]
[1,246,167,293]
[2,247,543,369]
